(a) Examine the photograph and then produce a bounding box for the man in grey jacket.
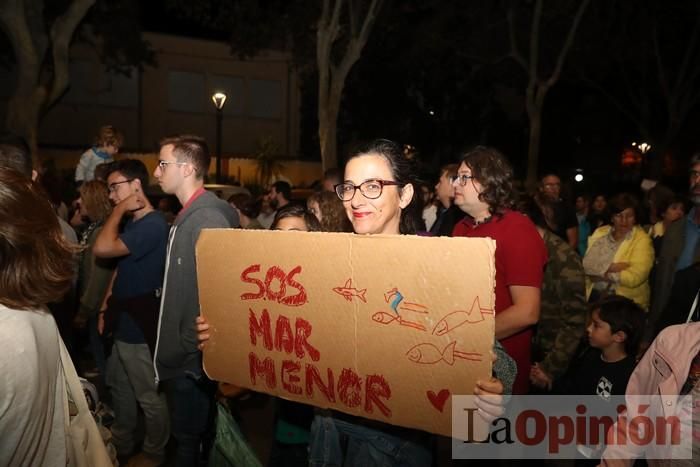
[152,135,239,467]
[648,154,700,339]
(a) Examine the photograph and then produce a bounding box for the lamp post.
[632,141,652,154]
[212,92,227,183]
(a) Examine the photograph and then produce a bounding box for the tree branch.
[581,73,646,132]
[672,3,700,95]
[529,0,543,83]
[357,0,383,43]
[336,0,382,82]
[47,0,96,106]
[348,0,358,38]
[330,0,343,37]
[0,0,43,73]
[652,22,671,103]
[545,0,590,87]
[507,5,527,70]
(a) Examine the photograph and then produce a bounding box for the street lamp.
[632,141,652,154]
[212,92,227,183]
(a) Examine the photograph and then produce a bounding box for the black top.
[556,347,637,401]
[550,200,579,243]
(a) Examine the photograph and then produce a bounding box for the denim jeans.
[105,340,169,459]
[162,374,216,467]
[308,414,432,467]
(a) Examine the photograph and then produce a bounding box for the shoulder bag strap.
[59,337,112,467]
[686,288,700,323]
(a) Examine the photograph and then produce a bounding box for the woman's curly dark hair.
[461,146,517,216]
[307,191,353,232]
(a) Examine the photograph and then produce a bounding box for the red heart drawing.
[427,389,450,412]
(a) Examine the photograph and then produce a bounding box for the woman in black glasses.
[308,140,505,467]
[334,139,424,236]
[197,140,506,467]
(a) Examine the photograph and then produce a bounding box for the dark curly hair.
[347,139,424,234]
[460,146,517,216]
[307,191,353,232]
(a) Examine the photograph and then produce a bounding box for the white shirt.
[0,305,67,467]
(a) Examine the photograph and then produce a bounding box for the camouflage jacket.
[533,230,588,379]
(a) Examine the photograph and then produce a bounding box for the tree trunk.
[318,79,342,172]
[316,0,383,172]
[5,59,46,159]
[526,105,542,188]
[318,111,338,173]
[0,0,95,159]
[509,0,590,188]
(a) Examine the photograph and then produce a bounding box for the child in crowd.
[75,125,123,184]
[268,204,320,467]
[548,296,645,465]
[554,296,644,399]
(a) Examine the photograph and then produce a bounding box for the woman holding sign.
[321,139,509,466]
[199,139,507,466]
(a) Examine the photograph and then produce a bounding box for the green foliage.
[86,1,156,74]
[0,0,154,74]
[164,0,317,67]
[254,136,284,186]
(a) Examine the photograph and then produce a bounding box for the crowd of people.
[0,125,698,467]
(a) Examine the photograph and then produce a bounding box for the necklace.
[473,215,492,227]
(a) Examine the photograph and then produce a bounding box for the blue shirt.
[676,208,700,271]
[113,211,168,343]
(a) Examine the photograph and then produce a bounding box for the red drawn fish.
[371,311,426,331]
[406,342,482,365]
[333,278,366,303]
[432,296,494,336]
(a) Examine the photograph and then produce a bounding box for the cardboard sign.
[197,230,496,438]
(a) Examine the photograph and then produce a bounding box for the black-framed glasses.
[334,179,403,201]
[157,160,187,170]
[108,179,134,192]
[450,174,475,186]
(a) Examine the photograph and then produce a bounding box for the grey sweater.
[154,191,239,382]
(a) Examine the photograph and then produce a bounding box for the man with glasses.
[429,163,462,236]
[152,135,238,467]
[540,173,579,250]
[93,158,170,467]
[648,154,700,336]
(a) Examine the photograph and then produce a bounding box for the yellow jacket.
[585,225,655,310]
